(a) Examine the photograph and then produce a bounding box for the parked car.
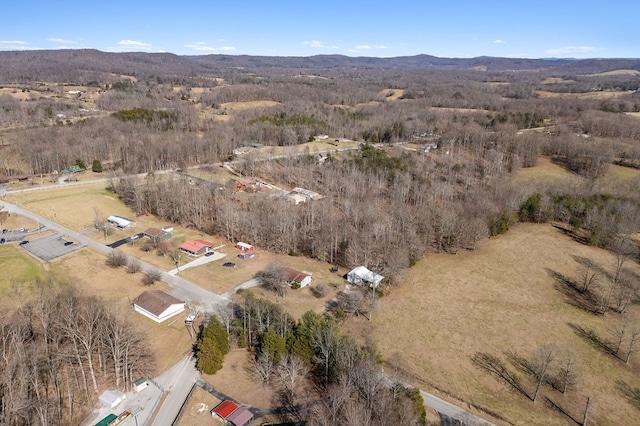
[222,262,236,268]
[205,251,215,257]
[64,241,73,246]
[19,240,29,245]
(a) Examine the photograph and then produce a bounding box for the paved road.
[420,390,495,426]
[151,355,199,426]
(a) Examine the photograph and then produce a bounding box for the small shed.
[236,242,254,252]
[347,266,384,288]
[238,252,256,259]
[211,400,239,420]
[226,406,254,426]
[99,389,126,409]
[133,290,185,323]
[133,377,149,392]
[94,413,117,426]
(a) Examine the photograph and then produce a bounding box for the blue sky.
[2,1,638,58]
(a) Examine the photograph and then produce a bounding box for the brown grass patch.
[431,106,492,114]
[176,386,223,426]
[220,100,282,111]
[379,89,405,100]
[541,77,575,84]
[585,69,640,77]
[203,350,275,408]
[345,223,640,425]
[535,90,630,100]
[625,112,640,119]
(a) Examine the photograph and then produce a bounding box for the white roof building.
[347,266,384,288]
[107,215,135,229]
[99,389,126,409]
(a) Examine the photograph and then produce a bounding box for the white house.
[133,290,185,323]
[284,267,313,288]
[107,215,135,229]
[347,266,384,288]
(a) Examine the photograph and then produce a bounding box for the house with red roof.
[179,239,213,256]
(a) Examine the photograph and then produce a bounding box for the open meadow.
[346,223,640,425]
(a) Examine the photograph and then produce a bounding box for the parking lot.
[20,233,83,261]
[0,227,33,244]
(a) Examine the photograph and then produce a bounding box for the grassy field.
[345,223,640,425]
[0,244,47,296]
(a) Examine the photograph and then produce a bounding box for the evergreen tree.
[92,159,103,173]
[196,337,223,374]
[260,327,286,362]
[201,315,229,356]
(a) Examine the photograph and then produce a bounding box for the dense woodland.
[0,280,153,425]
[3,50,640,424]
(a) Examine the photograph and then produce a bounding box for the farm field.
[346,223,640,425]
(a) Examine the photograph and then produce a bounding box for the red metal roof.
[211,400,239,419]
[179,239,212,254]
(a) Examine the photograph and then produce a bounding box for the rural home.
[211,400,254,426]
[291,187,324,201]
[107,215,136,229]
[179,239,213,256]
[347,266,384,288]
[286,192,308,205]
[284,267,313,288]
[143,227,172,244]
[132,290,185,323]
[98,389,126,409]
[236,242,254,252]
[231,177,269,193]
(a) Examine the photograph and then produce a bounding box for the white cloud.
[546,45,599,56]
[353,44,388,51]
[115,39,152,50]
[303,40,338,49]
[0,40,36,50]
[184,42,235,52]
[47,38,78,44]
[491,39,505,44]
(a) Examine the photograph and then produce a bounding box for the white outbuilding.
[347,266,384,288]
[99,389,126,409]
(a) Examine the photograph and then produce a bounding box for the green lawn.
[0,244,46,296]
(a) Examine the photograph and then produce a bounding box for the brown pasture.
[535,90,630,100]
[344,223,640,425]
[220,100,282,111]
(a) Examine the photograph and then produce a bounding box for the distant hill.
[1,49,639,83]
